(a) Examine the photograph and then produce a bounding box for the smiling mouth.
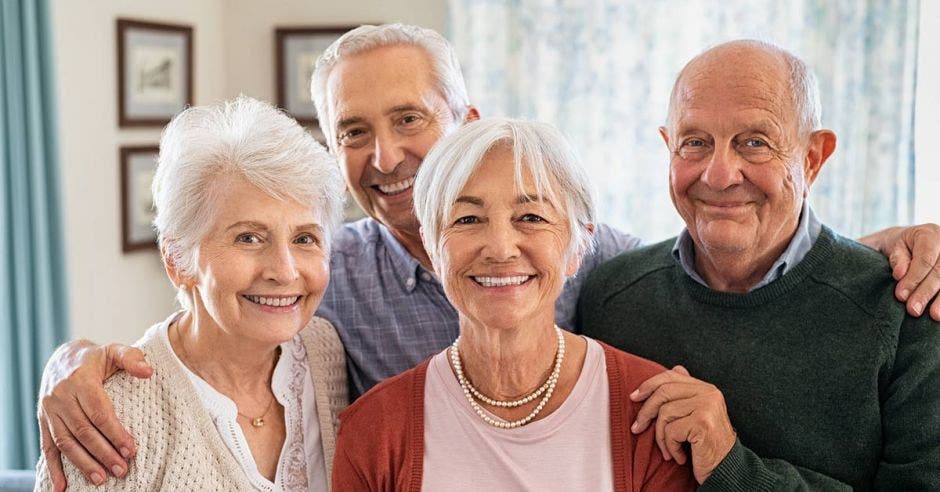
[471,275,534,287]
[243,295,301,307]
[374,176,415,196]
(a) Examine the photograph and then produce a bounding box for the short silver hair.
[413,118,596,270]
[153,95,345,309]
[667,39,821,137]
[311,23,471,151]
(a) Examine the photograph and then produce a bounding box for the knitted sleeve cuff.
[698,439,779,492]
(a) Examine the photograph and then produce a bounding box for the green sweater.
[578,227,940,491]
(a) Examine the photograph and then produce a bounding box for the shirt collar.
[671,202,821,291]
[377,221,432,293]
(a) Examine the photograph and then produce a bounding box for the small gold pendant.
[251,417,265,428]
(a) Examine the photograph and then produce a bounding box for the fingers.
[630,368,687,402]
[108,345,153,379]
[894,226,940,309]
[48,414,107,486]
[75,388,134,475]
[39,419,67,492]
[631,382,703,434]
[654,400,692,463]
[902,257,940,318]
[889,242,913,283]
[931,297,940,323]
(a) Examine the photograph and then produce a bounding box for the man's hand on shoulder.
[38,340,153,491]
[860,223,940,321]
[630,365,736,485]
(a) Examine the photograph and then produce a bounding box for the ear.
[463,105,480,123]
[659,126,671,148]
[565,223,595,276]
[161,241,195,290]
[803,129,837,190]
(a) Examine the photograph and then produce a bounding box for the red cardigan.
[333,342,696,491]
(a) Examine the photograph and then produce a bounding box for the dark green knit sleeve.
[872,315,940,490]
[699,439,852,491]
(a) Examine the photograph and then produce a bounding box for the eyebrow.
[335,104,428,131]
[454,194,552,206]
[225,221,323,233]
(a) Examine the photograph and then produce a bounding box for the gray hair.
[413,118,596,270]
[311,23,471,151]
[153,95,345,309]
[667,39,821,137]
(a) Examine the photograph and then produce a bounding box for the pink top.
[422,338,614,490]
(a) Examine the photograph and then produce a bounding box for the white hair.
[310,23,471,151]
[668,39,821,136]
[413,118,596,270]
[152,95,345,309]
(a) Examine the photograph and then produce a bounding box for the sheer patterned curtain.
[1,0,69,468]
[448,0,919,242]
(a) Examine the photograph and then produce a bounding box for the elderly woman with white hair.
[332,118,696,491]
[35,96,348,491]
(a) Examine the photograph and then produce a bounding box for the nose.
[481,220,521,262]
[264,243,299,285]
[372,128,406,174]
[700,144,744,190]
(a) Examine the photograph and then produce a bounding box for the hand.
[38,340,154,491]
[630,366,736,484]
[882,224,940,321]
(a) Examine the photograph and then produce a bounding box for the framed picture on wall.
[117,19,193,127]
[276,26,358,125]
[120,146,160,252]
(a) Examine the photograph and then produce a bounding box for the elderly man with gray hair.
[580,40,940,490]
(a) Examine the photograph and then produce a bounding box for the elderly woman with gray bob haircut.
[332,118,695,491]
[36,96,348,491]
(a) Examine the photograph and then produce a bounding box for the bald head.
[666,40,820,138]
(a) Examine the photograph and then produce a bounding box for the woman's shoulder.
[338,359,429,433]
[594,340,669,388]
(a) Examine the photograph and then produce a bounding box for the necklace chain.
[173,321,275,428]
[450,325,565,429]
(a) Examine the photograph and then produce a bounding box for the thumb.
[107,344,153,379]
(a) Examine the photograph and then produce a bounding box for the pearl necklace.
[450,325,565,429]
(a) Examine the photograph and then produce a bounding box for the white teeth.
[245,295,300,307]
[377,176,415,195]
[472,276,530,287]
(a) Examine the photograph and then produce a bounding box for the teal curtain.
[0,0,69,468]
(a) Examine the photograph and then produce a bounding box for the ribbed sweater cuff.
[698,439,779,492]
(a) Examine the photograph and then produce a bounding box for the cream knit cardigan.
[35,316,348,491]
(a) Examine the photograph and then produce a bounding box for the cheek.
[340,152,367,187]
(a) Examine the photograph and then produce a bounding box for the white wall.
[51,0,446,344]
[915,0,940,224]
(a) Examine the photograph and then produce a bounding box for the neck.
[387,224,433,271]
[169,311,278,397]
[455,314,560,399]
[693,225,796,293]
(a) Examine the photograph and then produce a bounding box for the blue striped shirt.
[316,218,642,399]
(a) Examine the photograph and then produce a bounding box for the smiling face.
[176,175,329,346]
[327,44,461,236]
[436,146,579,331]
[663,47,824,270]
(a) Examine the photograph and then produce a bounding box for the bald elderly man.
[581,40,940,490]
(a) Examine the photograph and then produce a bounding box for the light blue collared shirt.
[671,203,822,291]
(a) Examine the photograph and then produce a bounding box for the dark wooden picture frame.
[117,19,193,127]
[120,146,160,252]
[275,26,357,125]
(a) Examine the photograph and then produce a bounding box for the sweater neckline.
[681,226,836,308]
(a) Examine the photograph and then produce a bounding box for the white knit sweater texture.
[35,316,348,491]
